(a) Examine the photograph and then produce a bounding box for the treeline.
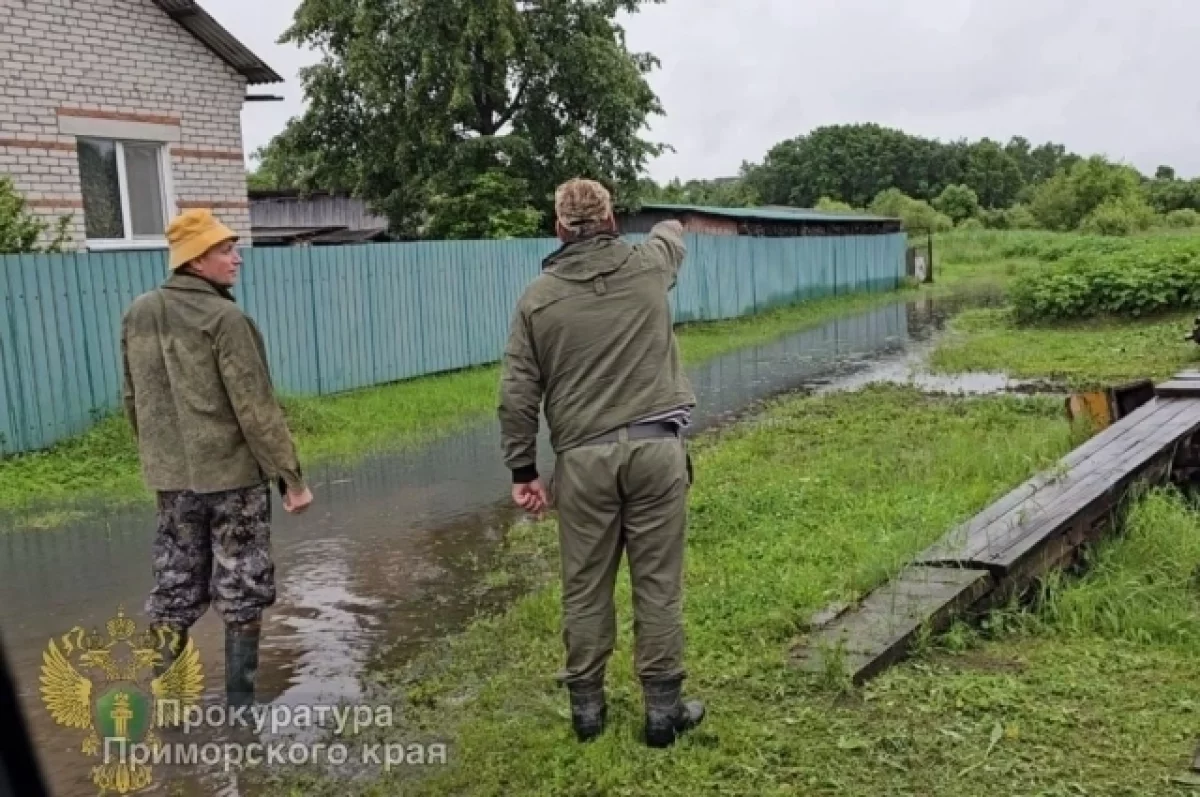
[642,124,1200,236]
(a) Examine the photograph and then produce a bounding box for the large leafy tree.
[744,124,1084,213]
[274,0,667,238]
[963,139,1024,208]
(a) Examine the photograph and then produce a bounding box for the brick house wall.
[0,0,253,249]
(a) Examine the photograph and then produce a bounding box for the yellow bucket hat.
[166,209,239,270]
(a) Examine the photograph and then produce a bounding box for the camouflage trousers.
[145,483,276,630]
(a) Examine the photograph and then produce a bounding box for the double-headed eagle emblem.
[39,607,204,796]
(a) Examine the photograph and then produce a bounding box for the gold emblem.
[39,607,204,795]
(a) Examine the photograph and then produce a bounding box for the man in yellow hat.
[120,209,313,706]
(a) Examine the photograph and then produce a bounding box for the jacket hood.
[542,234,633,282]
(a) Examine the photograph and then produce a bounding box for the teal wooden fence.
[0,231,905,454]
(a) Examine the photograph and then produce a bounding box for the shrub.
[1165,208,1200,228]
[1005,204,1038,230]
[815,196,857,213]
[869,188,952,232]
[933,184,980,225]
[1078,196,1156,236]
[0,176,71,253]
[1029,156,1144,232]
[957,217,984,230]
[1009,237,1200,322]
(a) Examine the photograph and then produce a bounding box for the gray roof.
[638,203,897,224]
[152,0,283,85]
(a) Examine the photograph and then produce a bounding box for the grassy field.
[262,386,1200,796]
[930,307,1199,388]
[0,284,922,517]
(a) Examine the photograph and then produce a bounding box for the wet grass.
[253,385,1200,797]
[931,307,1200,389]
[0,285,923,520]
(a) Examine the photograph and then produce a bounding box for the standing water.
[0,291,1001,796]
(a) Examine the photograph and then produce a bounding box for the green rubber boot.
[225,621,261,708]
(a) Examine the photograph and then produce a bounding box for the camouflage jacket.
[498,222,696,482]
[121,272,305,494]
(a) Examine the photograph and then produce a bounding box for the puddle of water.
[0,288,1013,796]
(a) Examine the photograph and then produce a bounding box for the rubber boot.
[642,677,705,749]
[566,678,607,743]
[225,621,261,708]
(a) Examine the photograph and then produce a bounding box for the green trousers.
[553,429,691,686]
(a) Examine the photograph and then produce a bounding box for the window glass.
[77,138,124,239]
[123,143,166,237]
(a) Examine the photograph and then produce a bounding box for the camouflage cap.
[555,178,613,228]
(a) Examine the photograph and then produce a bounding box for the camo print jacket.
[121,272,305,495]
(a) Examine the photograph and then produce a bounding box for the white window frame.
[79,138,177,252]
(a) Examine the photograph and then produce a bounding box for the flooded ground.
[0,289,1019,796]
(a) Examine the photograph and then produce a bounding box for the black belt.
[581,421,680,447]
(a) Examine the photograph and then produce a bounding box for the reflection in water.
[0,292,998,796]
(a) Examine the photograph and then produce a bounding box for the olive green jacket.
[498,223,696,482]
[121,272,305,495]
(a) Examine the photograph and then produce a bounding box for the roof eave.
[152,0,284,85]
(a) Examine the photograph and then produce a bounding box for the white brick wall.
[0,0,254,249]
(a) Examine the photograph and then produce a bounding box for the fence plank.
[0,232,906,453]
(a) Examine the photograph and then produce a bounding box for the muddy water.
[0,291,1001,796]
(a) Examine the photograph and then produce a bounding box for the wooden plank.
[969,408,1198,569]
[1155,380,1200,398]
[791,566,993,685]
[949,400,1200,570]
[918,399,1190,565]
[996,445,1180,575]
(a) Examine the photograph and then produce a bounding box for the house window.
[77,138,172,247]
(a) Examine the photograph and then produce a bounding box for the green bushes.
[933,184,980,225]
[1078,196,1157,236]
[1166,208,1200,228]
[869,188,952,231]
[1009,237,1200,322]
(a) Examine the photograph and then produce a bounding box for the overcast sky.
[205,0,1200,182]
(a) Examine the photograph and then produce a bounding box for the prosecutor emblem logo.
[39,606,204,795]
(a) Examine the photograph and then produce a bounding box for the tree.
[275,0,667,239]
[425,168,543,239]
[0,176,70,253]
[1029,156,1144,231]
[1143,177,1200,214]
[743,124,1080,213]
[869,189,952,232]
[815,196,857,213]
[1079,195,1156,236]
[1155,165,1176,181]
[963,139,1024,208]
[746,124,960,208]
[640,176,758,207]
[932,184,980,224]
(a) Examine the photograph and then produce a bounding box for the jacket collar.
[541,233,631,281]
[162,271,236,302]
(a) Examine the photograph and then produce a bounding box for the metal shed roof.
[638,203,896,224]
[152,0,283,85]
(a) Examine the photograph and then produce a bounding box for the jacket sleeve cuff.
[511,465,539,484]
[277,466,306,495]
